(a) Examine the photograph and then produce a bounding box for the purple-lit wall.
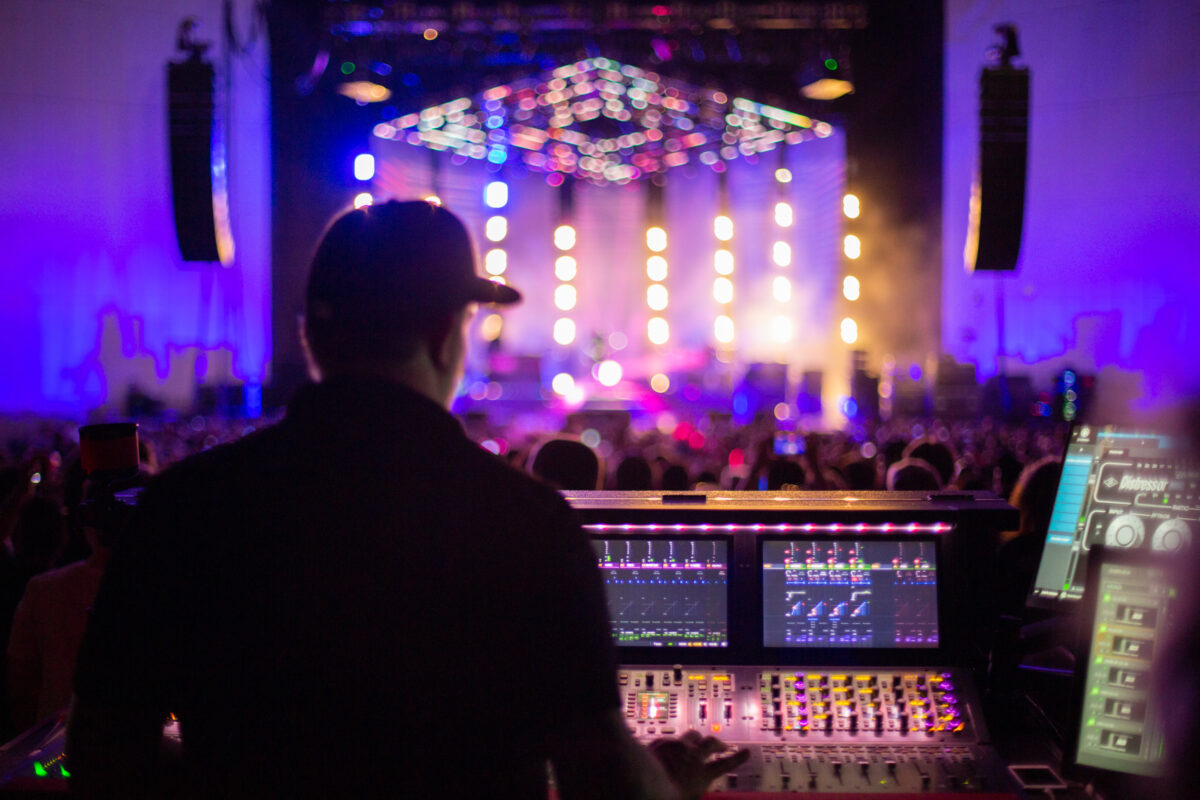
[944,0,1200,413]
[0,1,270,417]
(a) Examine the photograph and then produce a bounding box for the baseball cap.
[305,199,521,331]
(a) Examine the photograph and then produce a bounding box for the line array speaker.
[167,58,233,264]
[965,64,1029,272]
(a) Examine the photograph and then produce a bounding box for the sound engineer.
[66,200,747,799]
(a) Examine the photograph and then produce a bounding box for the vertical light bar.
[771,155,793,344]
[480,178,510,349]
[713,169,734,350]
[645,180,669,345]
[552,179,577,346]
[841,191,861,345]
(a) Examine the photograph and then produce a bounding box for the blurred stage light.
[646,226,668,252]
[555,255,577,281]
[484,181,509,209]
[714,314,734,343]
[843,275,861,301]
[646,255,668,281]
[485,215,507,242]
[772,241,792,267]
[554,224,576,250]
[337,80,392,104]
[353,153,375,181]
[596,360,623,387]
[353,192,373,208]
[553,317,576,345]
[841,317,859,344]
[552,372,575,395]
[713,277,733,304]
[713,215,734,241]
[554,284,577,310]
[843,193,860,219]
[480,313,503,341]
[773,276,792,302]
[844,234,861,259]
[713,249,734,275]
[484,248,507,275]
[774,202,794,227]
[647,284,669,311]
[647,316,670,345]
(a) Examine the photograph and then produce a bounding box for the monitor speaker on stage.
[167,53,234,265]
[965,25,1029,273]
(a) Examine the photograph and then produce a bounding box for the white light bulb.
[647,284,669,311]
[840,317,859,344]
[555,255,577,281]
[554,224,577,251]
[647,316,670,345]
[772,241,792,267]
[553,317,576,345]
[554,284,577,311]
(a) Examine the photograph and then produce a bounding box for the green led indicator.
[1091,687,1100,695]
[1087,717,1096,727]
[1103,593,1111,602]
[33,762,47,777]
[1063,582,1071,591]
[1164,495,1170,504]
[340,61,356,75]
[1096,656,1104,664]
[1170,588,1178,598]
[824,58,838,70]
[60,765,70,778]
[1099,624,1107,632]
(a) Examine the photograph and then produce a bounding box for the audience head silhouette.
[615,455,654,490]
[886,457,942,491]
[528,437,602,491]
[904,439,956,486]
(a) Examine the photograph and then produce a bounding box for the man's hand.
[648,731,751,800]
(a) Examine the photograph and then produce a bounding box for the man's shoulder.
[448,437,574,517]
[142,423,286,494]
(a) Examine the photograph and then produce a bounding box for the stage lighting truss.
[372,58,835,185]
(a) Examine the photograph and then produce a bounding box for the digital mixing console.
[618,665,1007,794]
[567,491,1024,796]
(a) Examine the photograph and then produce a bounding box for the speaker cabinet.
[167,58,233,264]
[965,65,1029,272]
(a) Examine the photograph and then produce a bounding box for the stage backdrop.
[0,0,271,417]
[371,131,846,404]
[943,0,1200,414]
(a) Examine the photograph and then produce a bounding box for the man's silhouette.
[68,200,745,798]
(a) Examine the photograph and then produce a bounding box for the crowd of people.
[0,406,1065,736]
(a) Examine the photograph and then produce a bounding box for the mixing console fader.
[620,666,1009,794]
